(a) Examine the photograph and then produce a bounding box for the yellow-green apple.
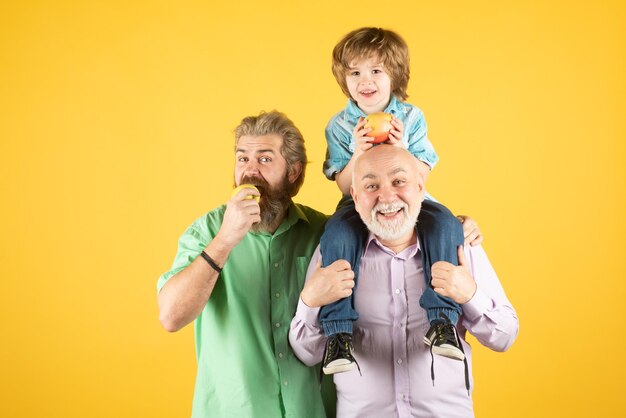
[364,112,393,144]
[231,184,260,202]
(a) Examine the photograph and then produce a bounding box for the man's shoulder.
[185,205,226,236]
[294,203,329,225]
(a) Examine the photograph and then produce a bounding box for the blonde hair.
[332,27,410,101]
[234,111,307,197]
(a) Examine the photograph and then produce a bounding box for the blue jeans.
[318,197,464,336]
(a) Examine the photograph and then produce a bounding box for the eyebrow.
[360,167,407,181]
[389,168,407,175]
[235,148,276,154]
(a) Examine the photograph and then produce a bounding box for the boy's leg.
[318,197,366,374]
[319,197,365,336]
[417,200,464,323]
[417,200,466,361]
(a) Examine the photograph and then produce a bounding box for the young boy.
[319,27,479,375]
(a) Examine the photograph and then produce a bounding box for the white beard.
[362,201,420,242]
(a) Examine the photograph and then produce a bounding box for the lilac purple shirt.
[289,234,519,418]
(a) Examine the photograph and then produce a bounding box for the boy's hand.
[386,116,405,147]
[457,215,483,246]
[352,117,374,158]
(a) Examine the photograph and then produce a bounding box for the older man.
[289,145,519,418]
[157,111,331,417]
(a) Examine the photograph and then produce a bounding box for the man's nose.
[377,186,396,203]
[244,160,261,174]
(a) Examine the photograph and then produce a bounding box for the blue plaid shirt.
[323,96,438,180]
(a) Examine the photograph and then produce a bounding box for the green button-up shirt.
[158,203,329,418]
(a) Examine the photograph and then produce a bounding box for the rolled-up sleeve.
[157,224,208,292]
[404,108,438,169]
[323,115,353,180]
[461,245,519,352]
[289,247,327,366]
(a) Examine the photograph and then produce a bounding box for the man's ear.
[416,174,424,193]
[288,162,303,183]
[350,184,359,211]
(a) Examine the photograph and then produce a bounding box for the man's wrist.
[459,284,477,304]
[199,251,222,273]
[300,290,317,308]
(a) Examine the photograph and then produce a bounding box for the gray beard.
[362,201,420,242]
[251,194,290,233]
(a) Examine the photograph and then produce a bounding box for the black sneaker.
[322,333,357,375]
[423,314,465,361]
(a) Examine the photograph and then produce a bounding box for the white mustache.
[372,202,407,216]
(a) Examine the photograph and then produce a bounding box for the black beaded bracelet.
[199,251,222,273]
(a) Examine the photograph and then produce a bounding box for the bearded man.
[289,145,519,418]
[157,111,331,418]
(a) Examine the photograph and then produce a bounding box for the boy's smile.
[346,57,392,114]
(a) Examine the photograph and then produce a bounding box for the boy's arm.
[323,116,352,184]
[333,117,374,195]
[335,157,356,196]
[404,106,438,170]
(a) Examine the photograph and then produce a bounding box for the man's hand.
[217,187,261,248]
[457,215,483,246]
[300,260,355,308]
[431,246,477,304]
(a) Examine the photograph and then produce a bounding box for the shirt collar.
[345,95,404,119]
[287,202,310,225]
[363,231,420,259]
[272,201,309,236]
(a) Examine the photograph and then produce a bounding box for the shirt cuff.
[461,287,493,320]
[296,297,321,325]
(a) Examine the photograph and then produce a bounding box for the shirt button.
[275,322,281,328]
[278,352,284,358]
[397,358,403,365]
[274,263,279,268]
[284,380,289,386]
[275,292,280,298]
[395,289,401,294]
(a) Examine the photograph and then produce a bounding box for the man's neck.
[377,231,417,254]
[265,207,288,233]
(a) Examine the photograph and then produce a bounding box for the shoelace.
[319,334,362,382]
[429,319,471,396]
[337,334,362,376]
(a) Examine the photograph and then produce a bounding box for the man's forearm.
[158,236,234,332]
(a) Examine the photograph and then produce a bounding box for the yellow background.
[1,1,624,417]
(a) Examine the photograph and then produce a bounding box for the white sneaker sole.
[323,360,356,375]
[423,337,465,361]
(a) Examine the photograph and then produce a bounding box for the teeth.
[377,206,403,215]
